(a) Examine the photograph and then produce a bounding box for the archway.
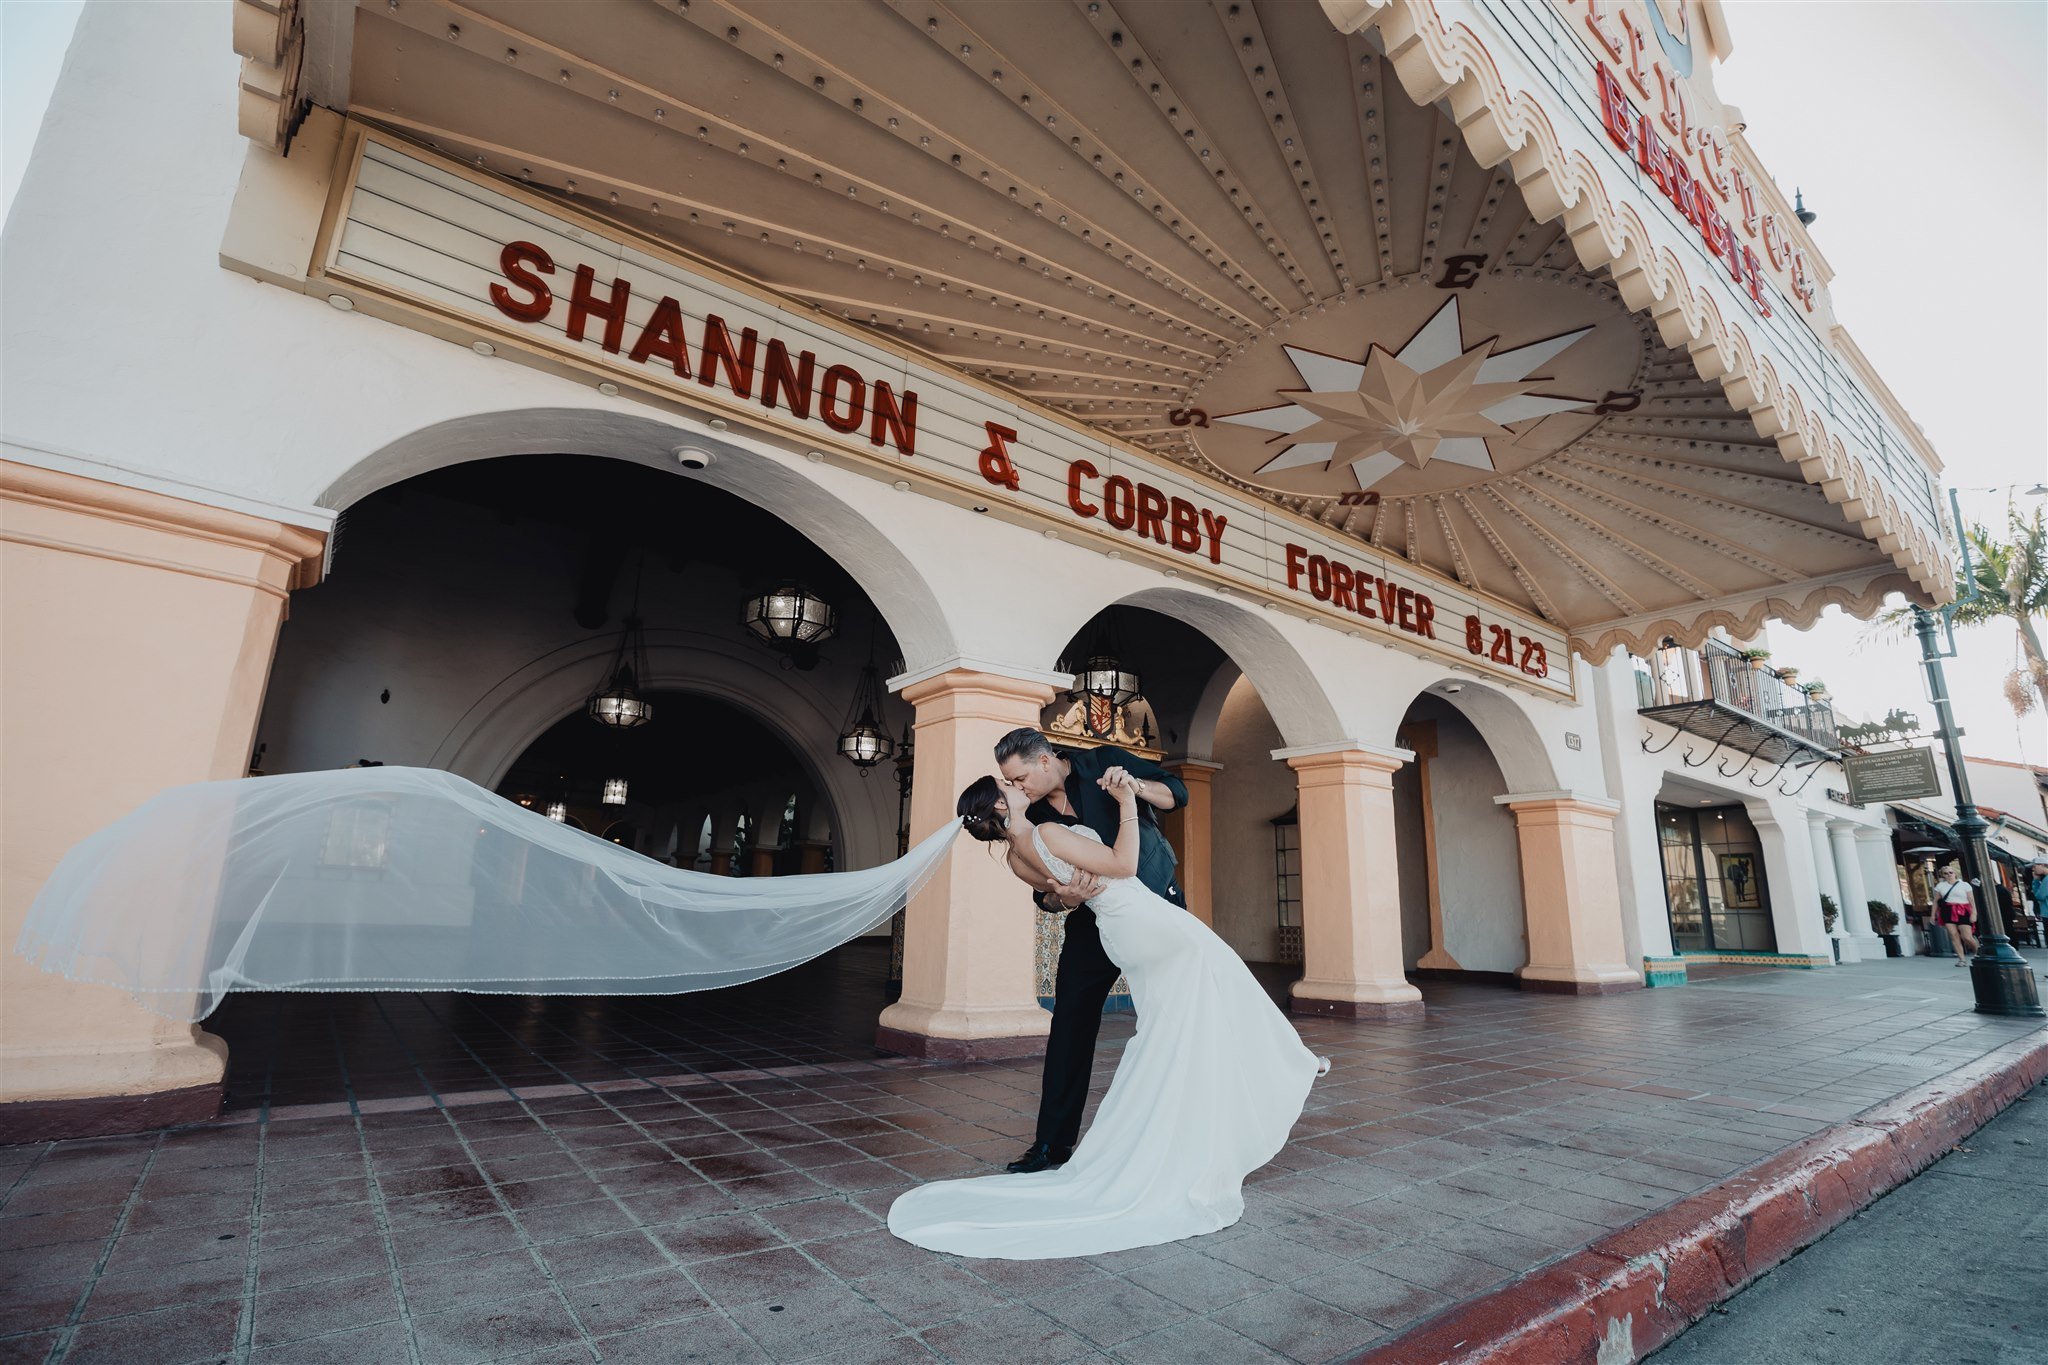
[316,407,957,671]
[495,689,833,876]
[213,447,930,1109]
[1391,679,1635,994]
[1031,595,1355,1009]
[1390,690,1530,982]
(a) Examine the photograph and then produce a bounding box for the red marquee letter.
[489,241,554,322]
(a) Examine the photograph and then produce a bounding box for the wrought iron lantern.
[1064,615,1143,709]
[1071,654,1142,708]
[837,651,896,770]
[587,615,654,728]
[602,778,629,806]
[742,582,837,670]
[545,801,568,823]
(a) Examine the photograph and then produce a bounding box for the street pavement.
[1652,1079,2048,1365]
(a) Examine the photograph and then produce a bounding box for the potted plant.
[1737,648,1771,669]
[1776,665,1801,687]
[1802,679,1829,700]
[1821,893,1840,961]
[1869,900,1902,956]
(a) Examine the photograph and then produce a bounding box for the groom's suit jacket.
[1028,745,1189,910]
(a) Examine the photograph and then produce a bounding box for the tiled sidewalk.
[1,953,2040,1364]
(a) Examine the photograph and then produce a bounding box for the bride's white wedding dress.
[887,825,1327,1260]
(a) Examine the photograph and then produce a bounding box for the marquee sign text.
[316,132,1575,697]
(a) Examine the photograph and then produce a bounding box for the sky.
[3,0,2044,763]
[1707,1,2048,763]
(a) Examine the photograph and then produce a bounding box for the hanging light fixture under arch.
[1064,612,1143,710]
[838,631,896,770]
[741,582,837,670]
[587,615,655,728]
[589,556,655,728]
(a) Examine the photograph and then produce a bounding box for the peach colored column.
[1276,743,1423,1019]
[1496,792,1642,994]
[1,462,324,1139]
[876,668,1056,1060]
[1164,760,1222,927]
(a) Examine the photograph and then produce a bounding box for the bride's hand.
[1105,769,1138,811]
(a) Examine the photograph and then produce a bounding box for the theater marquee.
[309,128,1573,696]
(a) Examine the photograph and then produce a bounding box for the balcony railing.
[1635,640,1841,759]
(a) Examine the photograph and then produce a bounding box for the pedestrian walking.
[1931,864,1980,964]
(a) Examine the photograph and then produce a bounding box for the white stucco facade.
[0,2,1967,1130]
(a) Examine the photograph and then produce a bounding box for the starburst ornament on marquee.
[1219,296,1596,491]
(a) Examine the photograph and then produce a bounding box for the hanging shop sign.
[310,129,1572,696]
[1842,747,1943,805]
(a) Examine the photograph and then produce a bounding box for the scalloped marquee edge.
[1571,569,1917,658]
[1322,0,1953,630]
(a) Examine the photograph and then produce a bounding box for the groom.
[993,727,1189,1174]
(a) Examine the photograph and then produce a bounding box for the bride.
[887,768,1330,1260]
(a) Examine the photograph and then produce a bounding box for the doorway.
[1657,802,1777,952]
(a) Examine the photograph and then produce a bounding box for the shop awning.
[231,0,1954,655]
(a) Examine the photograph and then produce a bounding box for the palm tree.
[1869,505,2048,718]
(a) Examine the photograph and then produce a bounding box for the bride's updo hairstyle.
[957,777,1009,844]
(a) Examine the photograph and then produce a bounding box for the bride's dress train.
[887,826,1326,1259]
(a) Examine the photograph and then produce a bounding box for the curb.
[1350,1030,2048,1364]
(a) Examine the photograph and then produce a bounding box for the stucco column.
[1163,759,1222,927]
[1274,743,1423,1019]
[1807,812,1855,961]
[876,668,1056,1060]
[1750,807,1831,962]
[1496,793,1642,993]
[1856,826,1910,954]
[1,462,324,1140]
[1828,821,1880,957]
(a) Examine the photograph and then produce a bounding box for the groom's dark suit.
[1027,745,1189,1153]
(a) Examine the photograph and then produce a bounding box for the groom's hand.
[1049,873,1105,909]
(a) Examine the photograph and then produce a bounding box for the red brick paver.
[1,949,2038,1364]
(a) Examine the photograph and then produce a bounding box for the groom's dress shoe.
[1005,1142,1071,1174]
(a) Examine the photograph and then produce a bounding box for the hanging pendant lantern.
[602,778,629,806]
[742,582,836,670]
[545,801,568,823]
[587,614,655,728]
[1064,612,1143,710]
[837,644,896,770]
[1071,654,1143,709]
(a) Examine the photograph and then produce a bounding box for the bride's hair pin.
[956,775,1010,844]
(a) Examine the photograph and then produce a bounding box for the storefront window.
[1657,802,1777,953]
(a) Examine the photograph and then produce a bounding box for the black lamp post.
[1912,605,2042,1017]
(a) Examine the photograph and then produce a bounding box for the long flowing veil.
[16,766,961,1022]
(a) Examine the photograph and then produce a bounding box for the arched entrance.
[1391,680,1637,995]
[209,443,942,1107]
[496,690,834,876]
[317,407,957,671]
[1391,691,1531,982]
[1029,592,1421,1019]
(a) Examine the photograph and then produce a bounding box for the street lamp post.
[1912,605,2043,1018]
